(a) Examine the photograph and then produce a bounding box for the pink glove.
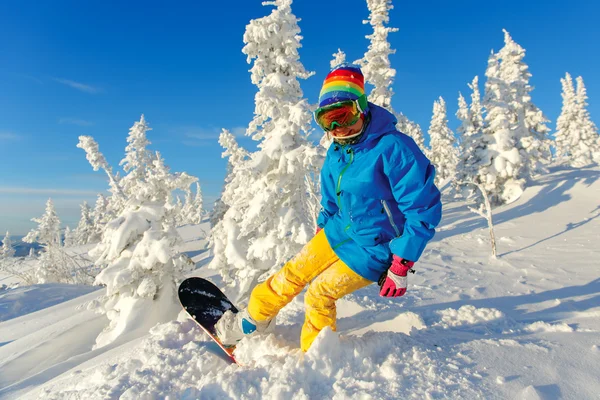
[378,255,415,297]
[316,227,323,235]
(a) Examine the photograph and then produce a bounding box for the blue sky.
[1,0,598,236]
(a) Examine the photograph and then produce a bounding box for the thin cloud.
[0,187,101,196]
[59,118,94,127]
[184,128,220,141]
[230,126,247,137]
[53,78,102,94]
[0,131,21,141]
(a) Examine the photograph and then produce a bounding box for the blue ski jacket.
[317,103,442,282]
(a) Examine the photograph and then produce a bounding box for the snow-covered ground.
[1,166,599,399]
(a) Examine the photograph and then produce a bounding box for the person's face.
[330,116,364,139]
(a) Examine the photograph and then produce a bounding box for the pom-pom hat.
[318,63,369,114]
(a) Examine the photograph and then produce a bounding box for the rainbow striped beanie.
[318,63,369,113]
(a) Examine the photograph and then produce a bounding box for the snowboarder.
[216,63,442,352]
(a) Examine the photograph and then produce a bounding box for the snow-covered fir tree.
[187,182,204,224]
[571,76,600,166]
[23,198,62,248]
[555,73,577,162]
[398,116,426,152]
[77,136,124,214]
[118,115,155,199]
[469,76,484,133]
[356,0,398,109]
[479,51,525,205]
[73,201,94,245]
[174,196,184,226]
[426,97,458,185]
[209,129,249,228]
[497,29,552,177]
[22,198,67,283]
[330,49,347,69]
[63,226,76,247]
[455,77,486,191]
[356,0,424,152]
[1,231,15,258]
[90,118,196,349]
[209,0,322,299]
[91,194,112,243]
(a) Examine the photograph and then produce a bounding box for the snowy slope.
[1,166,599,399]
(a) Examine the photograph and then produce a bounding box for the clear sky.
[1,0,598,236]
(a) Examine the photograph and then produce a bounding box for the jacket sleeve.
[316,159,338,229]
[384,148,442,262]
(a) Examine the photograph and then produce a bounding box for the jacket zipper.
[333,225,352,250]
[381,200,401,237]
[335,146,354,210]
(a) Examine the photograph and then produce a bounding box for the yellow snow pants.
[247,229,372,352]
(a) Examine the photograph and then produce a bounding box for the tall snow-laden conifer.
[74,201,94,245]
[426,97,458,185]
[91,194,112,243]
[497,30,552,177]
[572,76,600,166]
[22,198,68,283]
[118,115,154,199]
[189,182,204,224]
[77,136,124,214]
[357,0,398,109]
[357,0,423,151]
[330,49,347,69]
[23,198,62,248]
[1,231,15,258]
[455,77,486,191]
[90,118,197,349]
[209,129,249,227]
[480,51,525,205]
[209,0,322,299]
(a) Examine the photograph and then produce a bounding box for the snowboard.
[178,277,238,364]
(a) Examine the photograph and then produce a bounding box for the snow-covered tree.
[73,201,94,245]
[355,0,424,153]
[174,196,184,226]
[90,118,197,349]
[479,51,525,205]
[77,136,124,213]
[356,0,398,109]
[91,194,112,242]
[330,49,347,69]
[426,97,458,185]
[469,76,484,133]
[455,77,486,191]
[63,226,76,247]
[188,182,204,224]
[568,76,600,166]
[209,129,249,228]
[209,0,323,299]
[497,29,552,177]
[22,198,74,283]
[398,116,426,152]
[23,198,62,248]
[118,115,155,199]
[1,231,15,258]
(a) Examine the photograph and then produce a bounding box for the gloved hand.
[378,255,415,297]
[316,227,323,235]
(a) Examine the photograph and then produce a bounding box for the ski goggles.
[314,100,364,132]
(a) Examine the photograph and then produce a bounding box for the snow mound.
[39,319,484,399]
[434,305,505,328]
[524,321,575,333]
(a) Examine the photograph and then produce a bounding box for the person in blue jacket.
[216,63,442,352]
